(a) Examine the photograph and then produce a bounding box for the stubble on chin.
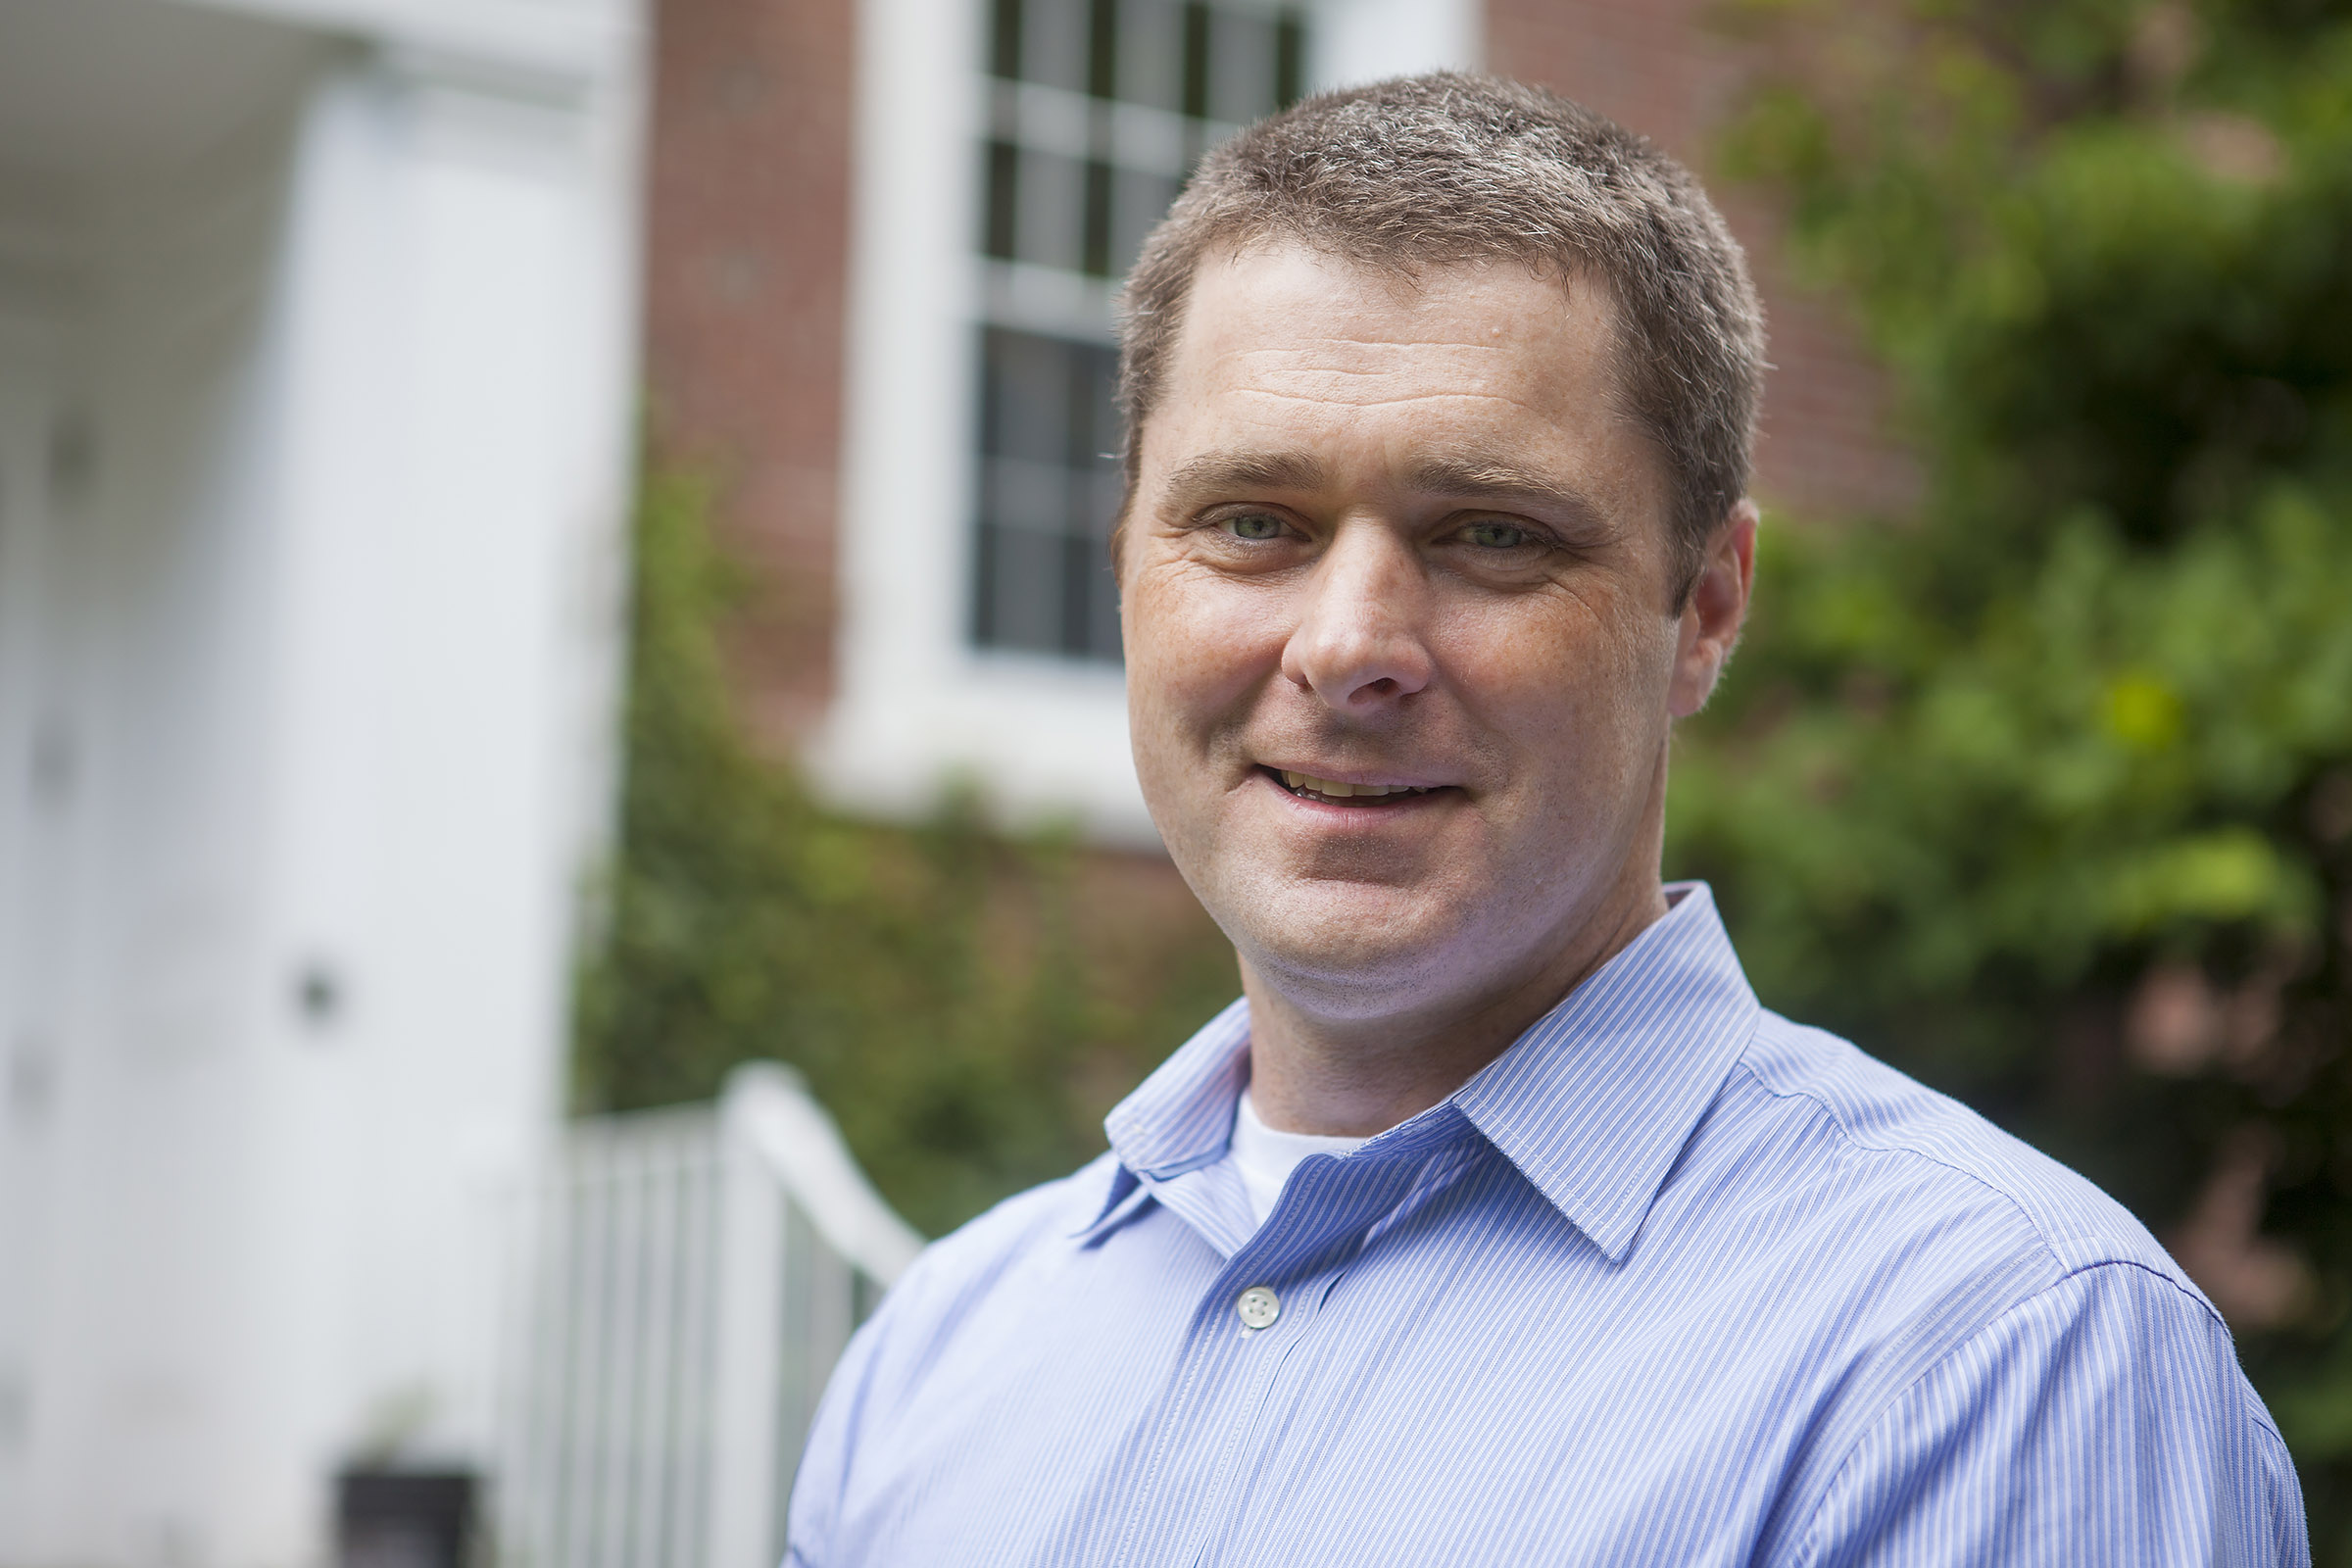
[1212,843,1484,1004]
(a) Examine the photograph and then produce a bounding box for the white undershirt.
[1224,1089,1371,1227]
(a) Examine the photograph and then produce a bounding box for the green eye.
[1465,520,1531,549]
[1223,513,1284,541]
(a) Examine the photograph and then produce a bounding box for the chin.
[1218,874,1472,1001]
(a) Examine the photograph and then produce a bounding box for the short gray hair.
[1117,72,1765,589]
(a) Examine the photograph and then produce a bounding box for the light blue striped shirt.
[787,885,2307,1565]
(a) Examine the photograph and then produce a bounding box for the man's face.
[1120,242,1747,1020]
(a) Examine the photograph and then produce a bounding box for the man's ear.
[1669,499,1759,719]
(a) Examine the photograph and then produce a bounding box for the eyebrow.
[1158,450,1331,500]
[1154,445,1621,541]
[1401,454,1616,538]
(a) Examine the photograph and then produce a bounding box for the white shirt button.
[1236,1285,1281,1330]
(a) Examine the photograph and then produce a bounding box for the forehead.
[1140,241,1653,496]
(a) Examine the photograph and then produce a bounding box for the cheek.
[1124,564,1286,732]
[1441,593,1678,777]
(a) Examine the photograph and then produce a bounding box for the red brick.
[642,0,1921,756]
[1487,0,1921,521]
[643,0,858,748]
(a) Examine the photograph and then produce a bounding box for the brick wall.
[633,0,1925,1064]
[643,0,858,749]
[639,0,1918,752]
[1487,0,1920,521]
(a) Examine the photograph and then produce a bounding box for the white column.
[0,2,643,1560]
[243,38,642,1560]
[705,1085,789,1568]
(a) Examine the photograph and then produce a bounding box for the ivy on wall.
[584,0,2352,1537]
[1680,0,2352,1544]
[571,467,1237,1237]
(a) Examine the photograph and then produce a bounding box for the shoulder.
[793,1154,1122,1486]
[877,1152,1124,1322]
[837,1151,1127,1401]
[788,1157,1128,1559]
[1714,1021,2302,1559]
[1779,1259,2304,1565]
[1728,1009,2202,1302]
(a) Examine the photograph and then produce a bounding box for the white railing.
[496,1063,924,1568]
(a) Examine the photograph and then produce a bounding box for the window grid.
[973,0,1304,662]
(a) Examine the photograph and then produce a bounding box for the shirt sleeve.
[780,1306,890,1568]
[1787,1260,2308,1567]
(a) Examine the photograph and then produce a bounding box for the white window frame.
[822,0,1478,847]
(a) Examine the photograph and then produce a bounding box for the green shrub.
[586,2,2352,1533]
[572,467,1236,1237]
[1693,0,2352,1543]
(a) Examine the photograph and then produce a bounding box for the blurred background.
[1,0,2348,1563]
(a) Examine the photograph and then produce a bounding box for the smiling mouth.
[1265,767,1450,807]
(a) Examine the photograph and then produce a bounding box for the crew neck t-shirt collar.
[1223,1090,1370,1228]
[1093,883,1760,1261]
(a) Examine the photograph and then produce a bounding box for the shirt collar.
[1101,994,1254,1187]
[1092,884,1759,1261]
[1449,883,1759,1260]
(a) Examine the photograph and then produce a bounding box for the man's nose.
[1279,523,1434,711]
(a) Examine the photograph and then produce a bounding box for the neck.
[1241,860,1671,1139]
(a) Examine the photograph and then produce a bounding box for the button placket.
[1147,1155,1429,1568]
[1234,1284,1280,1330]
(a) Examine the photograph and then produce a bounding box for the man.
[788,74,2306,1564]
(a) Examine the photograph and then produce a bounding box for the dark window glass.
[1206,10,1274,122]
[974,0,1306,661]
[1082,160,1116,277]
[990,0,1022,80]
[1115,0,1182,110]
[996,0,1305,116]
[973,329,1124,662]
[1021,0,1091,91]
[983,140,1020,260]
[1013,147,1088,272]
[1087,0,1119,99]
[1109,166,1180,278]
[1180,3,1211,120]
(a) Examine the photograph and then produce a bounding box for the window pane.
[1083,340,1122,466]
[1110,167,1178,276]
[1015,147,1087,272]
[982,140,1020,259]
[990,0,1022,80]
[1275,13,1303,108]
[975,329,1123,662]
[1079,471,1125,660]
[1020,0,1091,92]
[1180,3,1210,120]
[1065,531,1120,659]
[976,519,1068,654]
[987,456,1074,527]
[983,329,1073,466]
[1087,0,1118,98]
[1115,0,1183,111]
[971,1,1301,663]
[1082,159,1115,277]
[1207,9,1276,123]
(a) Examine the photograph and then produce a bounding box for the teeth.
[1279,770,1428,799]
